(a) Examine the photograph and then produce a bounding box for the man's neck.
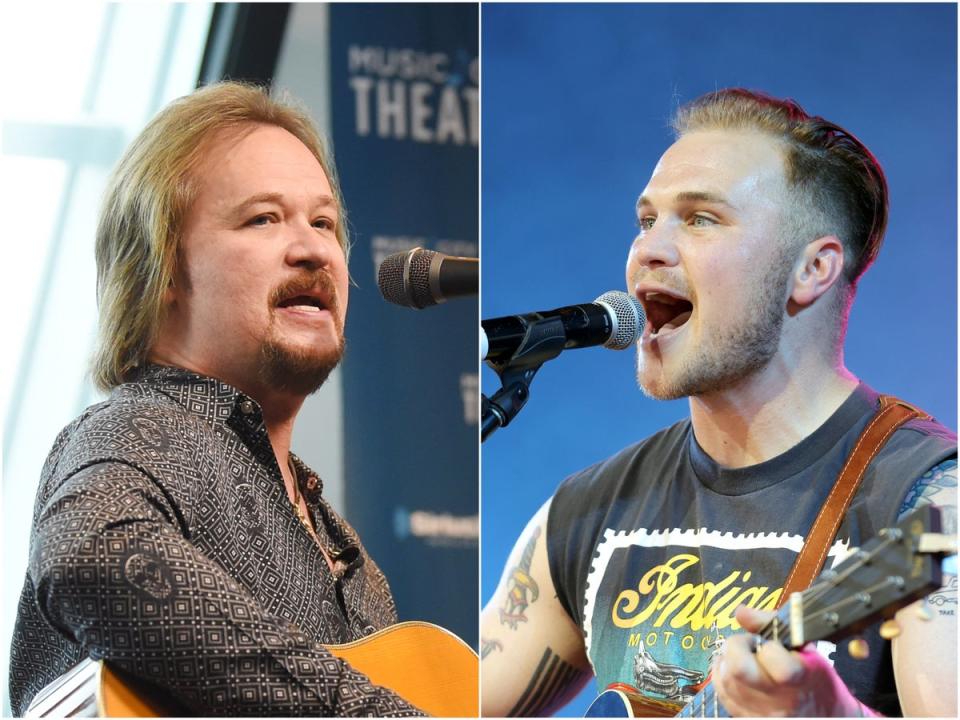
[260,398,301,472]
[688,362,859,469]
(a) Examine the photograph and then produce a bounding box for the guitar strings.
[679,532,908,719]
[759,532,903,640]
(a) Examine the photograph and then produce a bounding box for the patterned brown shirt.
[8,364,424,716]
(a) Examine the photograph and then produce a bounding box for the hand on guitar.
[713,606,876,718]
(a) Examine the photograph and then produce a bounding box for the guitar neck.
[595,507,950,720]
[680,506,947,718]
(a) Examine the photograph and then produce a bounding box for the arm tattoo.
[898,458,957,616]
[507,647,585,717]
[481,637,503,660]
[897,458,957,521]
[926,575,957,616]
[499,526,541,629]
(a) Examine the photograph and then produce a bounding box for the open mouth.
[640,291,693,337]
[277,295,327,313]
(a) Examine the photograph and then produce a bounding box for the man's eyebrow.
[226,192,339,219]
[636,191,737,212]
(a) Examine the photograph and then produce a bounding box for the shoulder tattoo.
[898,458,957,616]
[898,458,957,527]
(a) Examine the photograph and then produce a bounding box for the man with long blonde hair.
[10,82,423,716]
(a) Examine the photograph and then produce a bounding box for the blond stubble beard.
[636,245,795,401]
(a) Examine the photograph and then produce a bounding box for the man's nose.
[628,220,681,272]
[285,219,339,269]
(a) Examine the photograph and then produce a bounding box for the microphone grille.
[595,291,646,349]
[405,248,438,309]
[377,251,409,306]
[377,247,438,309]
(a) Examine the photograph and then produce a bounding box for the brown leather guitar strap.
[776,395,931,608]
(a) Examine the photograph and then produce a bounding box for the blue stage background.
[481,4,956,714]
[329,4,479,648]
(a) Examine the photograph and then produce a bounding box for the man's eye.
[690,214,716,228]
[638,216,656,231]
[247,214,273,227]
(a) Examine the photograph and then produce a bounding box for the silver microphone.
[377,247,478,309]
[481,291,646,362]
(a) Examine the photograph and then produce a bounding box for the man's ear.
[790,235,845,307]
[164,253,190,307]
[162,271,183,309]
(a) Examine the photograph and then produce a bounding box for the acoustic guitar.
[25,620,478,717]
[584,505,955,717]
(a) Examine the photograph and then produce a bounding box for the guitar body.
[611,692,682,718]
[584,689,636,717]
[99,664,189,717]
[26,621,478,717]
[584,685,683,718]
[325,621,478,716]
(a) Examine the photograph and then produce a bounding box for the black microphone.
[481,291,646,363]
[378,247,478,309]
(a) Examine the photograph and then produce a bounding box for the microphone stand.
[481,315,567,442]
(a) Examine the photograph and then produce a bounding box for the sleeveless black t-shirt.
[547,384,956,715]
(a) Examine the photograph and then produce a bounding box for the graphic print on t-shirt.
[583,527,852,703]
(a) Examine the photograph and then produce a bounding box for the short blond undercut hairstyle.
[672,89,888,293]
[91,81,348,391]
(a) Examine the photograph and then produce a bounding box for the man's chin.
[635,354,689,401]
[259,340,345,396]
[636,353,723,401]
[636,353,778,402]
[636,373,688,401]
